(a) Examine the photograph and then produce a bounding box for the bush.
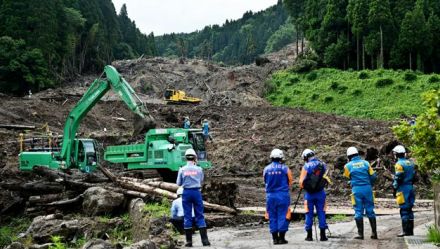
[324,96,334,103]
[403,71,417,82]
[311,93,319,101]
[427,225,440,245]
[286,77,300,86]
[429,75,440,83]
[359,71,369,79]
[337,85,348,94]
[352,89,363,96]
[283,96,291,104]
[290,59,318,73]
[329,81,339,90]
[306,71,318,81]
[395,84,406,91]
[293,89,302,95]
[375,78,394,88]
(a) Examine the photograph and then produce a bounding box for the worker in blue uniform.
[176,148,210,247]
[299,149,329,241]
[263,149,293,245]
[183,117,191,129]
[202,119,212,142]
[343,147,378,240]
[392,145,416,237]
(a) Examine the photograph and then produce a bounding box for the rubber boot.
[320,229,328,241]
[200,227,211,246]
[305,229,313,241]
[369,218,378,239]
[278,232,288,244]
[408,220,414,236]
[397,220,409,237]
[354,219,364,240]
[272,233,279,245]
[185,229,193,247]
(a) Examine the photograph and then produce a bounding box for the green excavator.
[19,66,211,180]
[19,65,155,172]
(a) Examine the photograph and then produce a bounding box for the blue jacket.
[171,197,195,218]
[263,162,293,193]
[176,161,204,189]
[183,120,191,129]
[393,158,415,189]
[299,157,327,191]
[344,156,377,187]
[202,122,209,136]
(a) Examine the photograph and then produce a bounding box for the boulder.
[82,187,125,216]
[123,240,156,249]
[129,198,150,242]
[82,239,115,249]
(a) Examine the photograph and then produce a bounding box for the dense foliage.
[283,0,440,72]
[393,90,440,176]
[155,0,292,65]
[0,1,156,95]
[266,68,440,119]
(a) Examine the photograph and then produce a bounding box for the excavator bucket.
[133,114,156,136]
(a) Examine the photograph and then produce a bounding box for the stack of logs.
[0,166,236,217]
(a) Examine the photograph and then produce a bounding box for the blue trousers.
[352,185,375,219]
[266,192,290,233]
[304,190,327,230]
[182,189,206,229]
[398,185,415,221]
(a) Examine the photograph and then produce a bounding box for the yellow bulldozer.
[164,89,202,104]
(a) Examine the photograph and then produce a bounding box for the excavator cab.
[188,130,207,161]
[75,139,99,173]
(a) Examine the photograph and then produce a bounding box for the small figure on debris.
[176,148,210,247]
[202,119,213,142]
[170,187,195,234]
[28,90,32,98]
[299,149,329,241]
[392,145,416,237]
[343,147,378,240]
[183,116,191,129]
[263,149,293,245]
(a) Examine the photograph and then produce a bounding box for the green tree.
[347,0,369,69]
[392,90,440,177]
[367,0,393,68]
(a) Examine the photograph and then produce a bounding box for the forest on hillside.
[155,0,294,65]
[284,0,440,72]
[0,0,156,95]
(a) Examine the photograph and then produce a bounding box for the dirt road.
[187,211,433,249]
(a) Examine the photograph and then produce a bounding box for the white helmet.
[176,187,183,196]
[347,147,359,157]
[392,145,406,154]
[270,149,284,159]
[185,148,197,159]
[302,149,315,160]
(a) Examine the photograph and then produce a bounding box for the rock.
[129,198,150,242]
[26,214,86,243]
[29,243,53,249]
[82,239,115,249]
[123,240,156,249]
[82,187,125,216]
[5,242,25,249]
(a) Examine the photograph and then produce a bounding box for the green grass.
[266,68,440,120]
[428,225,440,245]
[0,217,31,248]
[143,198,171,218]
[328,214,349,223]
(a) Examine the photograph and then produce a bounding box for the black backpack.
[303,162,327,193]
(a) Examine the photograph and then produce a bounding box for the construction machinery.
[164,89,202,104]
[19,65,155,172]
[104,128,211,181]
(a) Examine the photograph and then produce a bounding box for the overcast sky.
[112,0,278,36]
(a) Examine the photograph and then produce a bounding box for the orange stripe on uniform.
[304,200,309,213]
[287,168,294,187]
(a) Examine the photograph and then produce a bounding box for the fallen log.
[0,181,64,195]
[29,193,67,204]
[99,166,236,214]
[41,194,83,207]
[144,181,179,193]
[0,124,36,130]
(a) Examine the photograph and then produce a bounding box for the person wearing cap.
[392,145,416,237]
[299,149,329,241]
[177,148,210,247]
[202,119,213,142]
[263,148,293,245]
[343,147,378,240]
[183,117,191,129]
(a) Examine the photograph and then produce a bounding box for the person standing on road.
[343,146,378,240]
[183,116,191,129]
[176,148,210,247]
[392,145,416,237]
[299,149,329,241]
[263,149,293,245]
